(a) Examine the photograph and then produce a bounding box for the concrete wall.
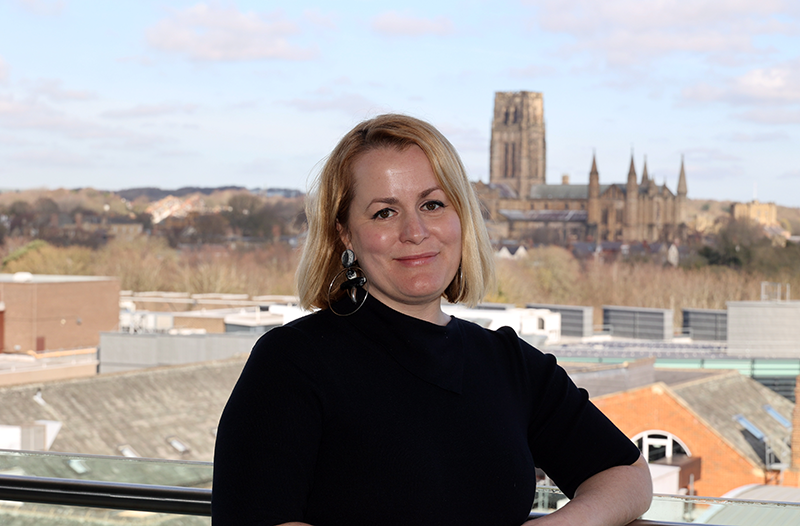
[98,331,263,373]
[727,301,800,357]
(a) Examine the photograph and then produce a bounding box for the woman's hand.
[522,454,652,526]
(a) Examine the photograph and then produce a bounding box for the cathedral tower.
[489,91,546,199]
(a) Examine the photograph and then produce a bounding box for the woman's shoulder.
[246,310,342,374]
[452,317,555,369]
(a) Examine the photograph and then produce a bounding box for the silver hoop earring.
[328,249,369,316]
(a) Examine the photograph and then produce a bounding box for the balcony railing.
[2,449,800,524]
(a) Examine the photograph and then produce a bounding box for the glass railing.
[0,449,211,524]
[3,449,800,525]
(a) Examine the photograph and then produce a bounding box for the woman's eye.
[373,208,394,220]
[423,200,445,211]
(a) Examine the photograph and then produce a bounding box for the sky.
[0,1,799,206]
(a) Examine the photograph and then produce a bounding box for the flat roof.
[0,273,116,284]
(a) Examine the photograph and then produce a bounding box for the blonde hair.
[296,114,495,310]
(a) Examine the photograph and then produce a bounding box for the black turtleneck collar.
[332,295,465,395]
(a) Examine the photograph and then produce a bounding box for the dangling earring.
[328,249,369,316]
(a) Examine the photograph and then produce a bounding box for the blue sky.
[1,1,799,206]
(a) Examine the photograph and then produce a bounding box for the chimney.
[562,174,570,185]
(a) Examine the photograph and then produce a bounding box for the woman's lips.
[394,252,438,265]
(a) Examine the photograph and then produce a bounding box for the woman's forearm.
[524,454,652,526]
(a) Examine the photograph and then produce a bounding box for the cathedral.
[476,91,688,244]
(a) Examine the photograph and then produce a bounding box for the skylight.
[734,414,765,440]
[117,445,140,458]
[764,405,792,429]
[167,436,190,454]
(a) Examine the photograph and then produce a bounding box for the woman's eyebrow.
[365,187,443,209]
[419,186,442,199]
[367,197,398,207]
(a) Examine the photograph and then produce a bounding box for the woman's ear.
[336,220,351,250]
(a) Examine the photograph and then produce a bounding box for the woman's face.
[340,145,462,314]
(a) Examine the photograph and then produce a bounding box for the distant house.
[496,244,528,259]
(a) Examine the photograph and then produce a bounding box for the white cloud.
[778,169,800,179]
[0,56,8,83]
[529,0,796,66]
[372,11,454,36]
[682,59,800,114]
[0,94,164,147]
[725,131,791,142]
[734,108,800,124]
[731,65,800,103]
[30,79,96,101]
[683,147,742,163]
[15,0,64,16]
[147,4,317,61]
[102,103,199,119]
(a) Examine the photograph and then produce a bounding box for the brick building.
[0,273,120,352]
[592,370,800,497]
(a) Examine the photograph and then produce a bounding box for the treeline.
[2,237,300,297]
[0,192,305,249]
[691,217,800,274]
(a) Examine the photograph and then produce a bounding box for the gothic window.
[545,203,549,210]
[656,202,661,221]
[503,143,517,178]
[633,430,690,463]
[581,203,585,210]
[601,209,608,224]
[513,106,520,123]
[616,210,623,224]
[565,203,569,210]
[503,108,510,124]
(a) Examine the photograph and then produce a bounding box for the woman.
[212,114,652,525]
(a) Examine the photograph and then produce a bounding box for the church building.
[476,91,689,244]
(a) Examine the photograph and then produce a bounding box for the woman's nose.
[399,212,429,243]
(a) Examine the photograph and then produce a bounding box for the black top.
[212,296,640,525]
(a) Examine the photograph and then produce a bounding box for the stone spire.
[641,156,650,188]
[588,152,600,230]
[626,153,638,189]
[624,152,639,241]
[677,155,688,196]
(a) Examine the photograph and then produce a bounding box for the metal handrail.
[0,473,726,525]
[0,473,210,515]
